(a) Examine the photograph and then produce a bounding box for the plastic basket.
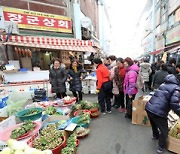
[16,108,43,121]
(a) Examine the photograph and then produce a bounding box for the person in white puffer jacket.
[140,59,152,92]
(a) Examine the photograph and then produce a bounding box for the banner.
[3,7,72,33]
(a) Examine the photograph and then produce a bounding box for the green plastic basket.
[16,108,43,121]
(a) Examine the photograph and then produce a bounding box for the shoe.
[123,108,127,113]
[107,111,111,114]
[157,146,165,153]
[101,112,106,115]
[118,108,124,113]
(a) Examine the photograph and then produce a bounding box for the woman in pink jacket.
[123,57,139,118]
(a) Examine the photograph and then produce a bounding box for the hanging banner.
[2,7,72,33]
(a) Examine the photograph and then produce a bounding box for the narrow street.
[78,94,172,154]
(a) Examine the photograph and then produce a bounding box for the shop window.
[168,13,175,29]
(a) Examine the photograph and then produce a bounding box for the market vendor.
[49,58,68,99]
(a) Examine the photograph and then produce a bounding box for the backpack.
[136,72,144,89]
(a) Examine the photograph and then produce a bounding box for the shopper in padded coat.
[49,58,67,99]
[145,74,180,153]
[68,59,86,102]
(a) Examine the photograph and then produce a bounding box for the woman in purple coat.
[123,57,139,118]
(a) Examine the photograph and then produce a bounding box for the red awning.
[1,35,96,52]
[150,49,164,55]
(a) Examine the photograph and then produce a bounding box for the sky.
[106,0,148,58]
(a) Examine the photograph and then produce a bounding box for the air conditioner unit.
[4,21,19,34]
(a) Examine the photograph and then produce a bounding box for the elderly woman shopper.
[49,58,67,99]
[94,58,112,114]
[68,59,86,102]
[123,57,139,118]
[110,58,126,112]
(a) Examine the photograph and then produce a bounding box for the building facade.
[139,0,180,63]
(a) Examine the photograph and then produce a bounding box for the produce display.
[23,109,40,116]
[74,127,90,138]
[45,106,63,115]
[0,139,52,154]
[63,96,76,104]
[62,134,77,154]
[169,119,180,139]
[10,120,36,139]
[72,101,99,113]
[33,124,64,151]
[75,113,90,125]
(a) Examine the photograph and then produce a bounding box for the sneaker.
[118,108,124,113]
[107,111,112,114]
[124,109,127,113]
[157,146,165,153]
[101,112,106,115]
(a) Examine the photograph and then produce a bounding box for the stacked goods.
[0,139,52,154]
[33,124,64,151]
[63,96,76,104]
[169,119,180,139]
[10,120,36,139]
[45,106,63,115]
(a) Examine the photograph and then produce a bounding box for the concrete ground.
[77,94,172,154]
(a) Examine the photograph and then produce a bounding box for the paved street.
[77,94,172,154]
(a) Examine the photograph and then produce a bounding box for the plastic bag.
[6,91,31,115]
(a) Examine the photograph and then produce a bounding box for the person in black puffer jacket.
[49,58,67,99]
[68,59,86,102]
[167,58,176,75]
[145,74,180,153]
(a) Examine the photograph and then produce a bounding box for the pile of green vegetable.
[23,109,40,116]
[45,106,63,115]
[62,134,77,154]
[72,101,99,113]
[11,120,36,139]
[33,124,64,151]
[76,113,90,125]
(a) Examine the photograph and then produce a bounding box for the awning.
[150,49,164,55]
[1,35,96,52]
[167,45,180,53]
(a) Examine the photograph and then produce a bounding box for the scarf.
[72,66,78,73]
[114,66,124,91]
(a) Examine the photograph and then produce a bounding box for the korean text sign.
[3,7,72,33]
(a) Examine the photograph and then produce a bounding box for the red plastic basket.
[74,110,91,117]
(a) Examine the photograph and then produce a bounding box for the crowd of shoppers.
[49,55,179,154]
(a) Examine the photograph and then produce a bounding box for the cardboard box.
[167,136,180,154]
[132,96,151,127]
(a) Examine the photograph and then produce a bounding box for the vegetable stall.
[0,95,100,154]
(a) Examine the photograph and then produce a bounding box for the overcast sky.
[106,0,148,58]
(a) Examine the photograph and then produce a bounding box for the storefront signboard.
[175,8,180,22]
[2,7,72,33]
[166,25,180,45]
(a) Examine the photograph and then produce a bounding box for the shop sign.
[175,8,180,22]
[166,25,180,45]
[155,36,164,50]
[2,7,72,33]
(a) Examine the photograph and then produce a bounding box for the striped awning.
[1,35,96,52]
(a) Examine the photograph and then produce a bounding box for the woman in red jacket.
[93,58,112,114]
